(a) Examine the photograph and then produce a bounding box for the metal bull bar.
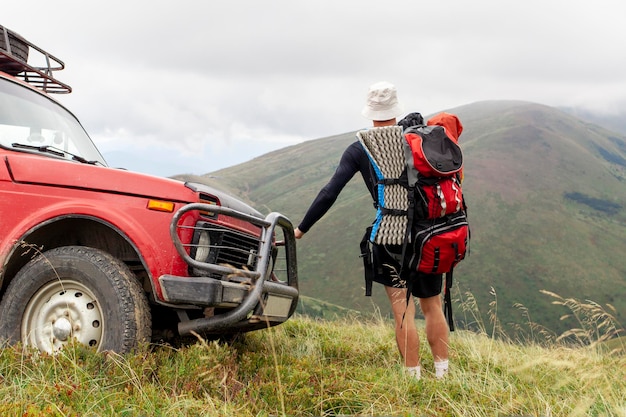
[169,203,298,335]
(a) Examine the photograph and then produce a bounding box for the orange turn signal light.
[147,199,175,213]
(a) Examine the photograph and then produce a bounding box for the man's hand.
[294,228,304,239]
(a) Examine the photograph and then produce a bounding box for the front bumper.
[162,203,299,335]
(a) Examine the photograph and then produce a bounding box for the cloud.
[3,0,626,176]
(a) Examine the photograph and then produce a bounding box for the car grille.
[189,221,260,279]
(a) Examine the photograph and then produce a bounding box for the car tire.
[0,246,151,353]
[0,30,29,75]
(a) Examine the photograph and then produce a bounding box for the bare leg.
[418,295,449,362]
[385,286,419,367]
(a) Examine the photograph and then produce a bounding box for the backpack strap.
[444,269,455,331]
[359,226,375,296]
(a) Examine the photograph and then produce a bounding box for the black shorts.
[371,243,443,299]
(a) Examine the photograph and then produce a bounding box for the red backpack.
[402,113,469,276]
[403,113,469,330]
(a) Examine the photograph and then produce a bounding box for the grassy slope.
[1,307,624,416]
[174,100,626,336]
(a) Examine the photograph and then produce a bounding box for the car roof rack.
[0,24,72,94]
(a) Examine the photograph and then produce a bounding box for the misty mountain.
[174,100,626,335]
[561,106,626,136]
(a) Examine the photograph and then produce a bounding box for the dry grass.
[0,293,624,416]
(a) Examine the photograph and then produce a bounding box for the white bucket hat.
[361,81,404,121]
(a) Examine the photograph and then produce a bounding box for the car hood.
[4,152,262,217]
[184,181,263,218]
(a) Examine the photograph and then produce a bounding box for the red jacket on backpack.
[427,112,464,181]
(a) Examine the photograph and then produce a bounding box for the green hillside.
[175,100,626,337]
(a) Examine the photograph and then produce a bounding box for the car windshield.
[0,77,107,165]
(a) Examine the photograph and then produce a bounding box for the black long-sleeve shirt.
[297,141,378,233]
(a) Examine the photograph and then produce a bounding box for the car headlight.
[194,230,211,263]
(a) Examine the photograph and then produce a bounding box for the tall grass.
[0,293,624,416]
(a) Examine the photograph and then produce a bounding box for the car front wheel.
[0,246,151,353]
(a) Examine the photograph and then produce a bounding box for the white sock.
[406,365,421,380]
[435,360,449,379]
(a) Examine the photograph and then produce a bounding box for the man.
[294,81,449,380]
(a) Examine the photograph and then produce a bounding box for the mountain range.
[174,100,626,336]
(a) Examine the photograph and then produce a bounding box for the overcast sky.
[4,0,626,176]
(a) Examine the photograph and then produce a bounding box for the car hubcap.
[52,316,72,341]
[22,280,104,353]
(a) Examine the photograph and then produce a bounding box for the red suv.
[0,25,299,353]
